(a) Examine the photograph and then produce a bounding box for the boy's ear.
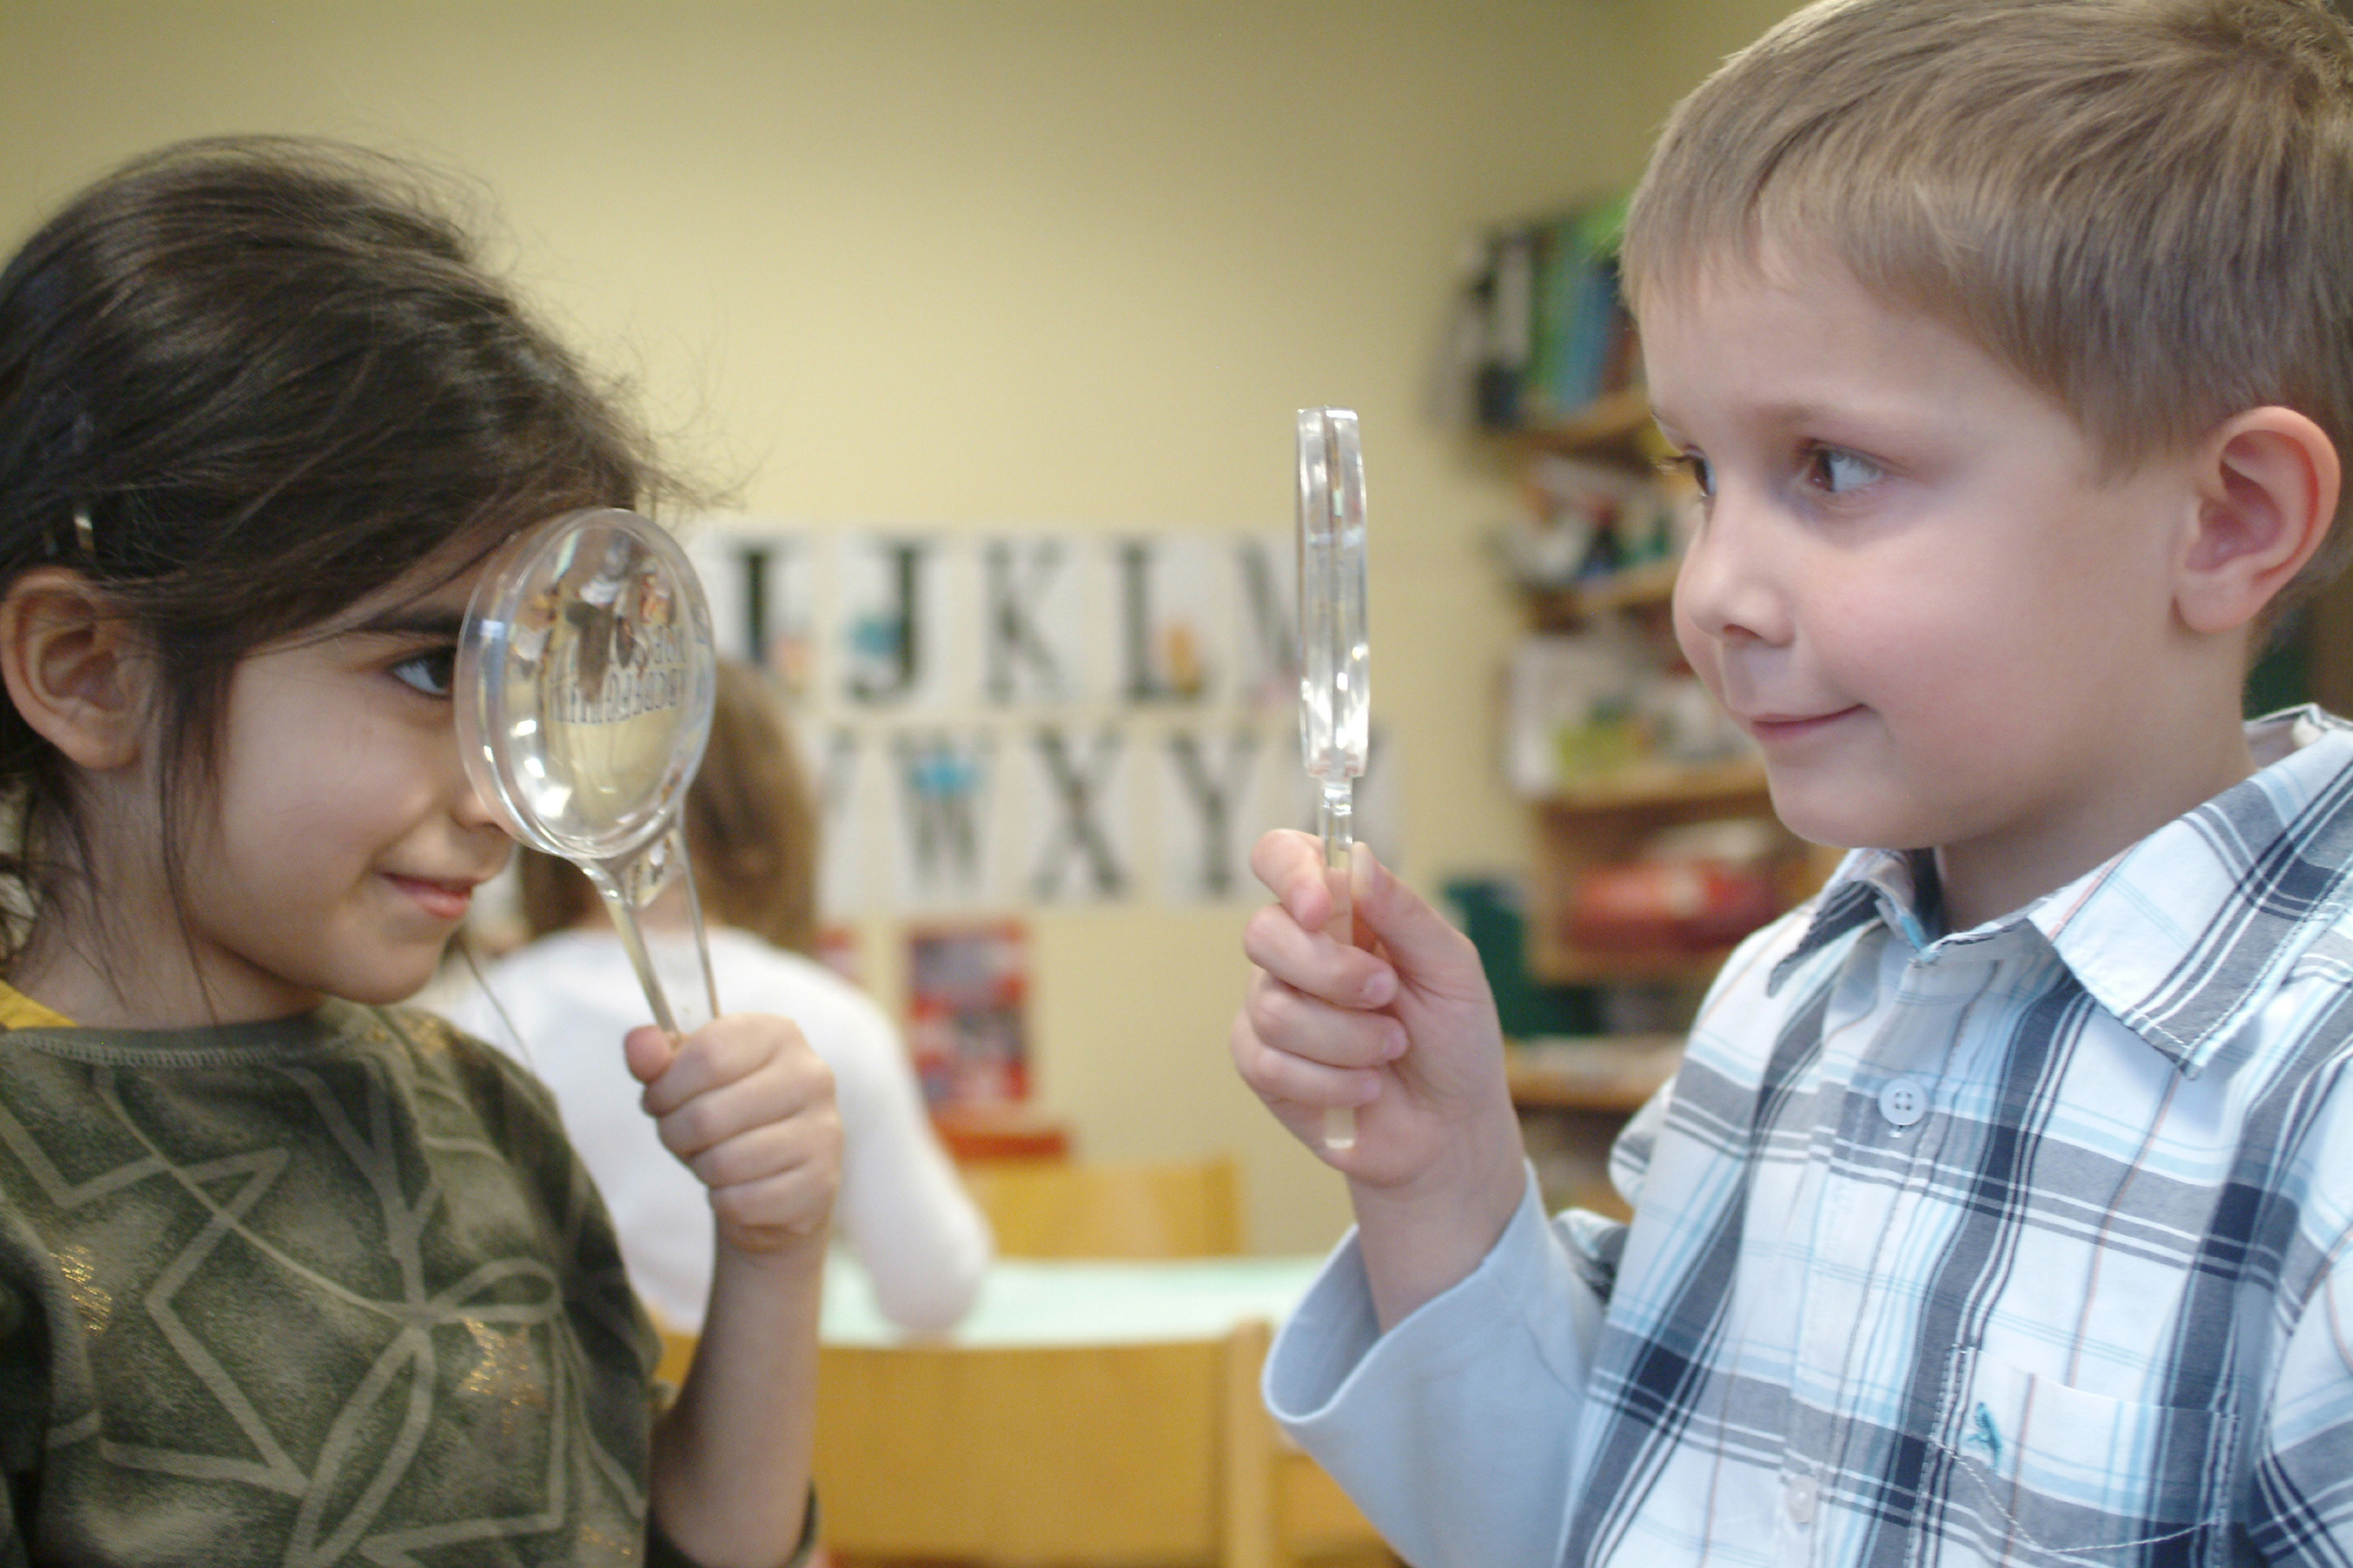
[0,567,149,770]
[2175,406,2342,636]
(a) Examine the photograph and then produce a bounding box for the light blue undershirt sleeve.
[1263,1165,1605,1568]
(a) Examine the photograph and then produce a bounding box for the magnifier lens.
[455,507,721,1039]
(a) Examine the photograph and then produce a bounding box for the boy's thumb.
[1351,846,1480,986]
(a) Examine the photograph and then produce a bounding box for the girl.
[0,137,837,1568]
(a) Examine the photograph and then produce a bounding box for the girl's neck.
[11,884,324,1029]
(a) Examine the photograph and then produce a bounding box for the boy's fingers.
[1242,968,1406,1068]
[1251,828,1333,928]
[1231,1009,1385,1110]
[1350,847,1484,997]
[1241,903,1399,1007]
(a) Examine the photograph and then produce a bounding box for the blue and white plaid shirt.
[1269,708,2353,1567]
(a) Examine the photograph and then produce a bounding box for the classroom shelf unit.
[1495,390,1839,1217]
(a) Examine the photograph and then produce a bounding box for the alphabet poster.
[688,519,1400,914]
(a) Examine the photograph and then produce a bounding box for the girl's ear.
[2176,406,2342,636]
[0,567,148,770]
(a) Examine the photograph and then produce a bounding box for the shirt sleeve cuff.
[1260,1165,1603,1568]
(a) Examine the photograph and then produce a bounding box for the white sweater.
[440,925,992,1335]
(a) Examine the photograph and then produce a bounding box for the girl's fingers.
[637,1016,786,1116]
[688,1117,829,1190]
[657,1068,811,1160]
[622,1023,679,1086]
[709,1164,840,1245]
[636,1015,840,1210]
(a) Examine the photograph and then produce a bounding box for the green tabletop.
[822,1252,1332,1347]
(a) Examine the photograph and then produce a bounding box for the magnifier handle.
[593,875,691,1045]
[1319,784,1358,1153]
[670,838,725,1023]
[586,826,723,1049]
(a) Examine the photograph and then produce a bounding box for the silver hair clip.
[70,507,94,561]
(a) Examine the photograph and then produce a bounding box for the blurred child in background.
[446,657,991,1337]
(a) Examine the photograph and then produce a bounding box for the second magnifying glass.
[455,507,722,1042]
[1298,408,1369,1153]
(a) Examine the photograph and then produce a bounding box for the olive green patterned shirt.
[0,994,727,1566]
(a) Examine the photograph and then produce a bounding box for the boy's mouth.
[1747,706,1864,743]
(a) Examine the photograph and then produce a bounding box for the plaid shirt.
[1269,708,2353,1567]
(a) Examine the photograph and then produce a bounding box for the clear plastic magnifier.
[1297,408,1369,1153]
[455,507,722,1042]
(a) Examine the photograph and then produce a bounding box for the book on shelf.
[1459,194,1636,434]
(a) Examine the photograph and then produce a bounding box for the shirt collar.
[1769,707,2353,1079]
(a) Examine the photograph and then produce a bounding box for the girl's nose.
[449,756,508,836]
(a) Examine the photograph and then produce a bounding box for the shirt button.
[1785,1474,1819,1525]
[1878,1076,1930,1128]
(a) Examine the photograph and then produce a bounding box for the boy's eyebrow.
[1650,397,1888,437]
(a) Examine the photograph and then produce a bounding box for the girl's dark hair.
[0,135,682,964]
[517,658,820,954]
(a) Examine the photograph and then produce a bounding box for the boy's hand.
[1233,830,1521,1198]
[626,1015,842,1256]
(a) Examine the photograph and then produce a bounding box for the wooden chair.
[815,1318,1393,1568]
[959,1153,1244,1259]
[657,1153,1398,1565]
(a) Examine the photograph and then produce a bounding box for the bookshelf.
[1460,199,1838,1214]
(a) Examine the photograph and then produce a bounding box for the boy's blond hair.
[1621,0,2353,611]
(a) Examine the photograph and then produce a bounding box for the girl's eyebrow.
[345,607,466,640]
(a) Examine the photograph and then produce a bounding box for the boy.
[1232,2,2353,1563]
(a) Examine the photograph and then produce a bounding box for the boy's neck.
[1931,701,2258,932]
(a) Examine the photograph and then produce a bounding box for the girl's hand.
[1232,830,1520,1193]
[626,1015,842,1255]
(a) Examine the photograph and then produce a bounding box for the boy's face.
[1646,246,2220,925]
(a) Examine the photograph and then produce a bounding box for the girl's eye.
[390,648,457,698]
[1806,446,1883,494]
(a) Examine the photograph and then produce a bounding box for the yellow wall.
[0,0,1799,1253]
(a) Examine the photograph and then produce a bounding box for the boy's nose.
[1672,498,1790,650]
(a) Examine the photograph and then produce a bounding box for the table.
[812,1251,1391,1567]
[822,1250,1329,1346]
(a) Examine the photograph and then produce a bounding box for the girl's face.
[159,560,513,1021]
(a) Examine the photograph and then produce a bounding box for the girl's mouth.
[387,874,474,922]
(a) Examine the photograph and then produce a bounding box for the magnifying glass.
[1298,408,1369,1153]
[455,507,722,1042]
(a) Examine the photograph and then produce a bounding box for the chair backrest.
[959,1154,1244,1259]
[813,1318,1279,1566]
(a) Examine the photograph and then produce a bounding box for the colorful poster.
[905,920,1030,1108]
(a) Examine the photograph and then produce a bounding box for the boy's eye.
[1658,451,1714,497]
[390,648,457,698]
[1806,446,1882,494]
